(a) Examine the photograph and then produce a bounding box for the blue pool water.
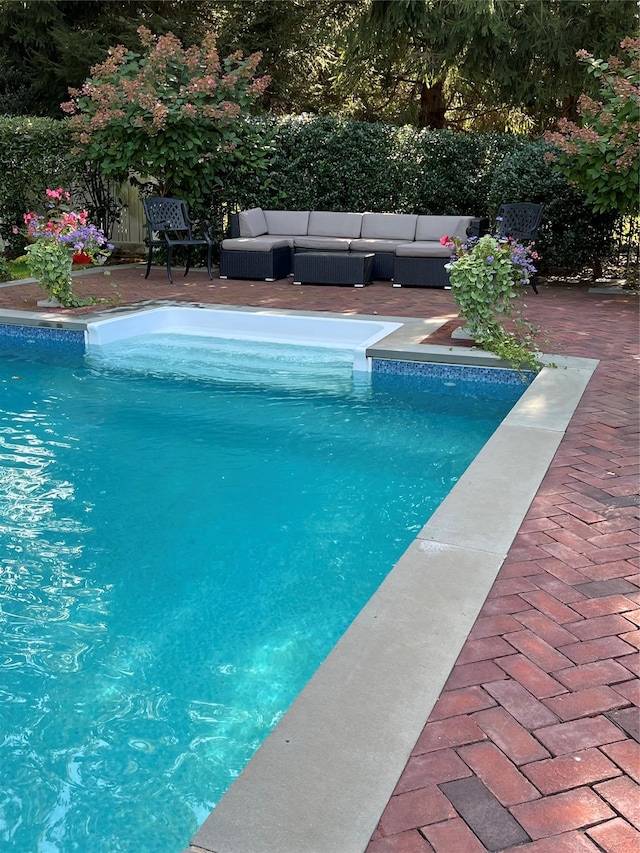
[0,335,526,852]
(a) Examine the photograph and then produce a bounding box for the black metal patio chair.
[142,197,213,283]
[496,203,544,243]
[496,203,544,293]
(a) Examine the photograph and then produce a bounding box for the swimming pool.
[0,318,529,852]
[2,306,587,853]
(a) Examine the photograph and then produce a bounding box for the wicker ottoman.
[392,255,452,288]
[293,252,375,287]
[219,242,291,281]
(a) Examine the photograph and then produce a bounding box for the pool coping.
[0,304,599,853]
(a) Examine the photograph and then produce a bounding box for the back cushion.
[416,215,471,241]
[264,210,310,236]
[238,207,268,238]
[307,211,363,238]
[361,213,418,241]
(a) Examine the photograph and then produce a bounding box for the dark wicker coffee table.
[293,251,375,287]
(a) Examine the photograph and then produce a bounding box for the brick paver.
[502,833,603,853]
[587,817,640,853]
[456,741,541,806]
[600,739,640,783]
[510,787,616,839]
[362,276,639,850]
[1,269,637,852]
[594,776,640,827]
[520,748,623,794]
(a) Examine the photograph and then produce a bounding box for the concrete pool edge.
[0,304,599,853]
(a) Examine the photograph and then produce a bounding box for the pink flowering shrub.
[61,27,270,214]
[544,38,639,216]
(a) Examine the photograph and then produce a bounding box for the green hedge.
[224,116,616,272]
[0,117,76,255]
[226,117,523,216]
[0,114,620,273]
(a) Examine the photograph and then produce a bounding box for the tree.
[209,0,363,116]
[62,27,271,224]
[0,0,216,116]
[485,0,639,131]
[0,0,360,119]
[341,0,638,131]
[342,0,464,129]
[544,37,640,216]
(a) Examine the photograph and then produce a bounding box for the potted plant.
[14,188,113,307]
[440,230,541,372]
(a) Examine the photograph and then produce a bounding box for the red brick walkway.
[367,315,640,853]
[2,269,638,852]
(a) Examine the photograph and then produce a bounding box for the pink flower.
[45,188,70,202]
[439,235,450,245]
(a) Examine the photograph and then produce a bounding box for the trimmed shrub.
[0,117,76,255]
[225,116,404,212]
[398,130,523,216]
[229,117,521,218]
[0,256,12,282]
[228,117,614,273]
[0,113,620,273]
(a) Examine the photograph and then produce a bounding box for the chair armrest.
[466,217,490,239]
[229,213,240,239]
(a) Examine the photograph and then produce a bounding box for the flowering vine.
[441,230,541,372]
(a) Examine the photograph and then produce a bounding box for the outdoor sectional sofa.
[219,208,489,288]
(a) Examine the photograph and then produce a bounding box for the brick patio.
[2,267,637,852]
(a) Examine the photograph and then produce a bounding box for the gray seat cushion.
[264,210,310,236]
[307,211,363,239]
[221,237,291,252]
[396,241,451,258]
[294,236,352,251]
[238,207,268,238]
[360,213,418,241]
[349,238,408,253]
[415,215,472,241]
